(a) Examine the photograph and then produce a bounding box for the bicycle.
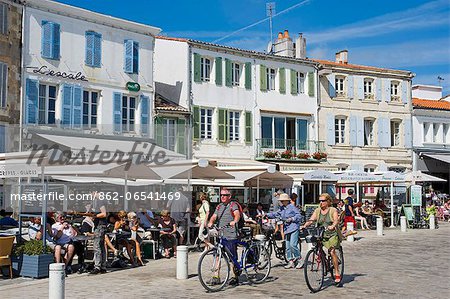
[259,217,301,263]
[303,226,344,293]
[197,225,271,292]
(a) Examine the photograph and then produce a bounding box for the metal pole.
[41,165,47,251]
[356,182,359,203]
[256,176,260,204]
[390,182,395,228]
[319,180,322,195]
[124,171,128,211]
[301,183,304,208]
[49,263,65,299]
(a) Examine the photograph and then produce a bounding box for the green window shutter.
[218,108,228,143]
[290,69,297,94]
[308,72,315,97]
[176,118,186,155]
[193,105,200,140]
[193,53,201,83]
[225,59,232,87]
[260,65,267,91]
[245,111,253,145]
[155,117,164,146]
[279,68,286,94]
[245,62,252,90]
[215,57,222,86]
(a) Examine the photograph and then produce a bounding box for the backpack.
[217,200,245,230]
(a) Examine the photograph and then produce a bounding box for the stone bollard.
[376,217,383,236]
[176,246,188,279]
[347,222,354,242]
[400,216,407,232]
[429,215,435,230]
[49,263,65,299]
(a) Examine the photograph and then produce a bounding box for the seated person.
[128,211,144,265]
[137,208,156,229]
[354,203,370,230]
[51,212,77,273]
[114,210,142,266]
[158,210,177,258]
[0,209,19,227]
[28,217,42,240]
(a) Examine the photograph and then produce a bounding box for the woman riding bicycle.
[262,193,303,269]
[301,193,342,284]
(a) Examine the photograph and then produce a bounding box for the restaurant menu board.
[410,185,422,206]
[303,204,319,223]
[401,204,414,225]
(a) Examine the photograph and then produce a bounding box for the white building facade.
[155,35,321,164]
[412,84,450,194]
[21,0,160,146]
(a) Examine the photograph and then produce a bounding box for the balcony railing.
[256,138,326,161]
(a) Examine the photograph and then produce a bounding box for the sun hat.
[278,193,290,201]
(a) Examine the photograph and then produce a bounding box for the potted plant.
[15,240,53,278]
[312,152,327,160]
[263,150,278,159]
[296,152,310,160]
[280,150,293,160]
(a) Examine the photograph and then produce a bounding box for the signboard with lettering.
[303,170,338,182]
[338,171,378,182]
[126,82,141,92]
[410,185,422,206]
[401,204,414,227]
[27,66,88,82]
[0,164,39,178]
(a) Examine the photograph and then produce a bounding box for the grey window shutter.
[260,65,267,91]
[327,114,335,146]
[376,78,382,102]
[215,57,222,86]
[384,79,391,102]
[356,76,364,100]
[349,115,357,146]
[385,118,391,147]
[404,118,412,148]
[347,76,354,99]
[378,117,385,147]
[328,74,335,98]
[113,92,122,133]
[356,116,364,147]
[401,81,408,104]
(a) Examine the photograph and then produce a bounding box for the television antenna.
[437,76,444,86]
[266,2,276,54]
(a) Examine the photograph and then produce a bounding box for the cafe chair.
[0,236,15,279]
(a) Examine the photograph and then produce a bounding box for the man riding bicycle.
[301,193,342,284]
[207,187,241,285]
[263,193,303,269]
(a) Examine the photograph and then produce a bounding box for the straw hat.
[278,193,290,201]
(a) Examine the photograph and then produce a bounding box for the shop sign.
[126,82,140,92]
[28,66,88,82]
[410,185,422,206]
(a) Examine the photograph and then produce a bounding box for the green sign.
[126,82,140,92]
[401,204,414,223]
[410,185,422,206]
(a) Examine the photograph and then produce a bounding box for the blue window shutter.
[347,76,354,99]
[327,114,335,146]
[25,79,39,124]
[404,119,412,148]
[85,31,94,66]
[375,78,382,102]
[41,21,52,58]
[93,33,102,67]
[140,95,149,135]
[356,116,364,147]
[0,125,5,153]
[327,74,335,98]
[124,40,133,73]
[377,117,384,147]
[62,84,73,126]
[349,116,357,146]
[51,23,60,59]
[356,76,364,100]
[72,85,82,128]
[384,79,391,102]
[385,118,391,148]
[401,81,408,104]
[132,41,139,74]
[113,92,122,133]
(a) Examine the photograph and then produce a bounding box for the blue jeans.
[285,229,300,261]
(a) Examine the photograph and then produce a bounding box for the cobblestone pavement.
[1,223,449,299]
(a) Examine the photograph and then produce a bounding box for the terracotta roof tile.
[155,94,189,114]
[412,98,450,111]
[312,59,412,75]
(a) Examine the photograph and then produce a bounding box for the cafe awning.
[422,153,450,164]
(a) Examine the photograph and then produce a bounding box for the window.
[85,31,102,67]
[41,21,60,60]
[200,108,213,139]
[267,68,276,90]
[0,3,7,35]
[364,119,374,146]
[229,111,240,141]
[364,78,374,99]
[0,62,6,108]
[297,72,305,94]
[391,81,400,101]
[335,117,346,144]
[390,121,400,146]
[231,63,241,86]
[82,90,98,128]
[121,95,136,132]
[444,124,450,144]
[124,40,139,74]
[364,167,375,173]
[335,76,344,96]
[38,84,57,125]
[162,118,176,151]
[200,57,211,82]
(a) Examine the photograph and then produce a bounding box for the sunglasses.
[220,194,231,197]
[319,200,327,202]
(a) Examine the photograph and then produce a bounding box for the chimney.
[335,50,348,64]
[273,29,295,58]
[295,33,306,59]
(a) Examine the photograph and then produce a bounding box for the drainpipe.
[19,4,26,152]
[187,44,193,160]
[252,58,258,159]
[315,65,320,152]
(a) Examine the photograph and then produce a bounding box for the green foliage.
[14,240,53,256]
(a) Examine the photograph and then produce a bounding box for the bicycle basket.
[239,227,253,240]
[305,226,325,243]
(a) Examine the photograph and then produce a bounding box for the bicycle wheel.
[198,248,230,292]
[330,247,344,285]
[244,243,271,284]
[304,249,325,293]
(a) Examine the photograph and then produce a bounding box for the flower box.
[20,254,53,278]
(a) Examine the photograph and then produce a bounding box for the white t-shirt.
[51,223,76,245]
[28,223,41,240]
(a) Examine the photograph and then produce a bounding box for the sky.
[55,0,450,95]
